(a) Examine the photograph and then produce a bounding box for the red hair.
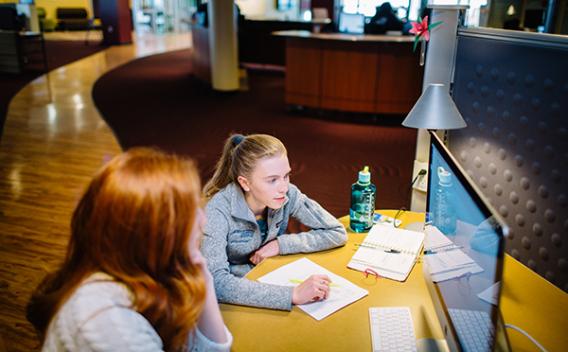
[27,148,206,351]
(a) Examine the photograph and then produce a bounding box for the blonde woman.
[27,148,232,352]
[202,134,347,311]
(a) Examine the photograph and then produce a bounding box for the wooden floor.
[0,32,191,352]
[44,30,103,41]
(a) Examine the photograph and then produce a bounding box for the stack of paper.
[424,225,457,252]
[423,225,483,282]
[257,257,368,320]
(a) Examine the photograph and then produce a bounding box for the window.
[277,0,296,11]
[340,0,420,21]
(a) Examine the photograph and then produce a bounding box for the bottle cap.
[358,166,371,184]
[437,166,452,186]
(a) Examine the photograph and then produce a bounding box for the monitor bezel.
[424,130,510,352]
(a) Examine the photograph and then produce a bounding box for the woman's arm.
[277,184,347,255]
[201,207,294,311]
[192,252,230,345]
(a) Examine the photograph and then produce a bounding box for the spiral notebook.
[347,224,425,281]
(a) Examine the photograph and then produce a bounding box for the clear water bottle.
[350,166,376,233]
[434,166,457,235]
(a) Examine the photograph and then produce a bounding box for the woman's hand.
[292,275,331,305]
[249,239,280,265]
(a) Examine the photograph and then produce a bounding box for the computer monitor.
[424,131,511,352]
[338,12,365,34]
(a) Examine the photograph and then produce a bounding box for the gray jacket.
[202,182,347,311]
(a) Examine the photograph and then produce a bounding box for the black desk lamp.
[402,83,467,130]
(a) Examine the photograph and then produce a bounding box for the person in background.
[202,134,347,311]
[365,2,404,34]
[503,16,522,30]
[27,148,232,352]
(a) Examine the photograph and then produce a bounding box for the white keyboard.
[369,307,417,352]
[448,308,494,352]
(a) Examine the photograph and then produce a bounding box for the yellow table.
[219,210,568,352]
[500,254,568,351]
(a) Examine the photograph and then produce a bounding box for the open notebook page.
[364,224,424,255]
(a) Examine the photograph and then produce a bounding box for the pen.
[423,245,463,255]
[355,243,401,253]
[289,278,341,287]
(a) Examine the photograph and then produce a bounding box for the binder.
[348,224,425,281]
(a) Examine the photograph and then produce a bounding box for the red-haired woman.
[27,148,232,351]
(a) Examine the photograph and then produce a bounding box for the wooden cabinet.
[320,41,379,112]
[281,33,423,114]
[0,31,21,73]
[374,44,423,114]
[0,31,47,74]
[285,39,322,107]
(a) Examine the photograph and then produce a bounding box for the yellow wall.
[35,0,93,20]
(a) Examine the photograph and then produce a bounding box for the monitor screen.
[425,131,510,352]
[338,12,365,34]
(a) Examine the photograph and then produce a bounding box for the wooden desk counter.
[274,30,423,115]
[274,30,415,43]
[220,210,568,351]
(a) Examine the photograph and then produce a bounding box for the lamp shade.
[402,83,467,130]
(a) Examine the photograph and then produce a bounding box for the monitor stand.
[417,338,450,352]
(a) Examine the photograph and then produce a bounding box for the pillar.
[208,0,239,91]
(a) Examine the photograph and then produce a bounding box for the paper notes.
[258,257,368,321]
[424,249,484,282]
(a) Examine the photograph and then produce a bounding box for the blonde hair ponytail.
[204,134,287,199]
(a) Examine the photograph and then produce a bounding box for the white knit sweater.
[42,273,232,352]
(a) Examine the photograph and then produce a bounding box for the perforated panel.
[450,30,568,292]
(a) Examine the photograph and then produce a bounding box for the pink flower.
[410,16,442,51]
[410,16,431,41]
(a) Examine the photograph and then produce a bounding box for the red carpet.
[0,40,107,139]
[92,49,417,217]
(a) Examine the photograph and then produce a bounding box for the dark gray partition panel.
[449,28,568,292]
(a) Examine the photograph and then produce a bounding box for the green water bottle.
[349,166,376,233]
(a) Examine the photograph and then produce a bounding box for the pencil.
[289,278,341,287]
